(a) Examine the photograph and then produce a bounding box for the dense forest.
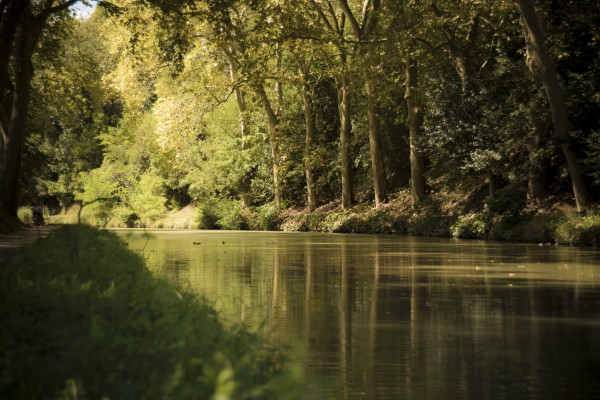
[1,0,599,240]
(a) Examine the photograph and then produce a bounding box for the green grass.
[0,225,310,399]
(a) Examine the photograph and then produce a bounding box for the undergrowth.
[31,186,600,246]
[280,188,600,246]
[0,225,310,399]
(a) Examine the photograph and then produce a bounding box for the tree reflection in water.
[119,230,600,400]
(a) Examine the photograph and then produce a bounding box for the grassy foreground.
[0,225,309,399]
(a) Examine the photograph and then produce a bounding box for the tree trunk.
[227,55,251,209]
[405,57,427,206]
[0,9,38,222]
[337,74,353,209]
[528,168,547,202]
[0,0,28,161]
[519,0,592,212]
[488,174,501,198]
[527,119,550,202]
[256,83,282,209]
[365,79,388,207]
[449,45,469,95]
[298,60,317,212]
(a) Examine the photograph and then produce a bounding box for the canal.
[116,230,600,399]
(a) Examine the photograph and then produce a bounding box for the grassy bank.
[280,189,600,246]
[39,186,600,246]
[0,225,308,399]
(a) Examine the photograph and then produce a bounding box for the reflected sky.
[116,230,600,399]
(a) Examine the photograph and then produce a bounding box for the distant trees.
[5,0,599,226]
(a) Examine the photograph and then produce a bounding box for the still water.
[116,230,600,399]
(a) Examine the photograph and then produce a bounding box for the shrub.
[485,183,528,223]
[257,203,281,231]
[197,199,220,229]
[218,200,249,230]
[554,211,600,246]
[452,213,487,239]
[18,206,33,225]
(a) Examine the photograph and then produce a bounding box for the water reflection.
[117,230,600,399]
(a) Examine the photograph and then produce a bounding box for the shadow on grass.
[0,225,309,399]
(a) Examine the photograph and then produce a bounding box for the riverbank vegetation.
[0,225,308,399]
[1,1,599,245]
[41,187,600,246]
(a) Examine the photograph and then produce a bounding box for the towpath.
[0,225,62,263]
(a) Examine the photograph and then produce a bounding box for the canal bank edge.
[44,188,600,246]
[279,190,600,247]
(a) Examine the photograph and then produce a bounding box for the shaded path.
[0,225,62,263]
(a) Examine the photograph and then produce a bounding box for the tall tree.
[308,0,354,208]
[518,0,592,211]
[337,0,388,207]
[404,56,427,206]
[0,0,80,224]
[295,53,318,212]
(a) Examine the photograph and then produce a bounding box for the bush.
[257,203,281,231]
[452,213,487,238]
[17,207,33,225]
[196,199,250,230]
[485,183,528,223]
[218,200,250,230]
[554,210,600,246]
[197,199,220,229]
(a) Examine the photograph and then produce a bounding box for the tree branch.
[336,0,362,39]
[309,0,336,34]
[43,0,80,16]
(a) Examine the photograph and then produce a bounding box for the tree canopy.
[2,0,599,228]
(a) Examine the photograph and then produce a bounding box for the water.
[116,229,600,399]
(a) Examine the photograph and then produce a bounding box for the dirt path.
[0,225,62,263]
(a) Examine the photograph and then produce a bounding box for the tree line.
[2,0,599,227]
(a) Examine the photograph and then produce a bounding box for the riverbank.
[43,188,600,246]
[0,225,307,399]
[282,190,600,246]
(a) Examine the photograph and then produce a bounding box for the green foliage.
[554,210,600,246]
[197,199,221,229]
[196,198,249,230]
[452,213,488,239]
[16,0,600,241]
[17,207,33,226]
[451,184,529,240]
[583,130,600,187]
[0,225,308,399]
[22,13,117,209]
[128,171,168,224]
[257,203,282,231]
[216,199,250,231]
